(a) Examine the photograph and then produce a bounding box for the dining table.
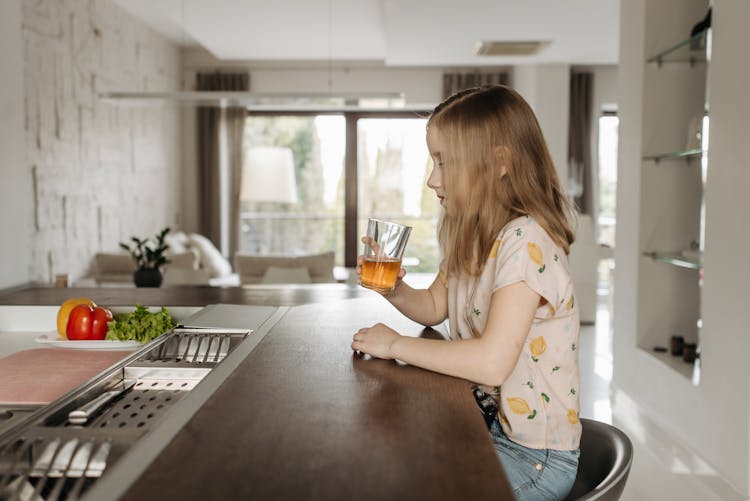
[0,283,512,500]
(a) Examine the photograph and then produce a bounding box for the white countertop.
[0,305,203,359]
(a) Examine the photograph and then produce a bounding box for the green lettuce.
[106,304,176,343]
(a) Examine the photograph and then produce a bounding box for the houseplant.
[119,227,171,287]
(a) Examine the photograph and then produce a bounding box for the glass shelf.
[647,29,709,65]
[641,347,700,386]
[642,149,704,162]
[643,251,702,270]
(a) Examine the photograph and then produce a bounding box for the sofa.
[90,231,239,287]
[234,251,336,285]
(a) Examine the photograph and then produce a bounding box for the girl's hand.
[352,323,401,359]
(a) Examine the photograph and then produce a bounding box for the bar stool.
[565,418,633,500]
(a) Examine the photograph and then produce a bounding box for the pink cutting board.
[0,348,131,405]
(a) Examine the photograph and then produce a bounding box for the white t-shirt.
[445,215,581,450]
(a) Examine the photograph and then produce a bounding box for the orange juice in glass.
[360,218,412,293]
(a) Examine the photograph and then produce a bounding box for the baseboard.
[612,387,746,501]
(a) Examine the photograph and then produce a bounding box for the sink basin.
[0,325,251,500]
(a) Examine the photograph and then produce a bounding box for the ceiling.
[112,0,620,67]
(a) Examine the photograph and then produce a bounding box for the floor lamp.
[241,146,298,253]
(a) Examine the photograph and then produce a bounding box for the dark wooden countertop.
[0,286,511,499]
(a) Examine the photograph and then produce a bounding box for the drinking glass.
[360,218,412,293]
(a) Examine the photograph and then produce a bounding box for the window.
[356,117,439,272]
[597,113,619,248]
[241,114,346,261]
[241,110,437,272]
[597,111,618,292]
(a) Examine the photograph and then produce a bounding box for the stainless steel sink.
[0,326,251,501]
[0,405,42,437]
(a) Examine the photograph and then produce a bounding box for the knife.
[68,379,136,425]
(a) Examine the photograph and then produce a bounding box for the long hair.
[428,85,576,277]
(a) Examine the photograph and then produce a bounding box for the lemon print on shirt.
[567,409,580,424]
[530,336,546,362]
[507,397,537,419]
[528,242,546,273]
[566,295,575,311]
[489,239,501,258]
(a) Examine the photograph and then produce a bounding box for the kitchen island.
[0,285,511,500]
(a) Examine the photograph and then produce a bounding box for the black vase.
[133,268,163,288]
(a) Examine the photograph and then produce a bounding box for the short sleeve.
[492,221,562,314]
[437,260,448,287]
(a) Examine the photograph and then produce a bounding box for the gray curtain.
[196,72,249,258]
[442,70,510,99]
[568,71,593,214]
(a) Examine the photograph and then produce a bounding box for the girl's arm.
[352,281,539,387]
[383,275,448,326]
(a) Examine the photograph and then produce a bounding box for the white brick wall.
[23,0,182,283]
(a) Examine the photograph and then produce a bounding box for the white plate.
[34,333,142,350]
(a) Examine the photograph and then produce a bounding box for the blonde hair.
[428,85,576,277]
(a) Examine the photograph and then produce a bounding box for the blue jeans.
[489,417,579,501]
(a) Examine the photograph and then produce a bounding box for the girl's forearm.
[390,335,513,387]
[385,281,447,326]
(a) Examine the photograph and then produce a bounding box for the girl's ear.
[494,145,510,177]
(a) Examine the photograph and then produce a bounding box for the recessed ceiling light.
[473,40,551,56]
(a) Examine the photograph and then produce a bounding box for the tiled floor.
[578,289,614,425]
[577,269,640,500]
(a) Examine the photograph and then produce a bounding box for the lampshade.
[241,146,298,204]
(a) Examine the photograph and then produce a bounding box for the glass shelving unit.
[642,148,704,162]
[643,346,701,385]
[647,29,709,65]
[643,251,702,270]
[639,17,710,387]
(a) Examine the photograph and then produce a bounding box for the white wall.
[613,0,749,498]
[513,65,571,187]
[701,0,750,494]
[23,0,183,284]
[0,0,31,289]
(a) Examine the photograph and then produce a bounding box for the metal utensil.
[68,380,135,425]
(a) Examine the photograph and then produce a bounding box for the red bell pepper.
[66,304,113,341]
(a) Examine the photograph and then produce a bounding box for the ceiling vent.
[473,40,551,56]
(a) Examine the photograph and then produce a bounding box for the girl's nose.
[427,166,441,189]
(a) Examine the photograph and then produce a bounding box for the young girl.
[351,85,581,501]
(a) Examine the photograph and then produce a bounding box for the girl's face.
[426,125,447,207]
